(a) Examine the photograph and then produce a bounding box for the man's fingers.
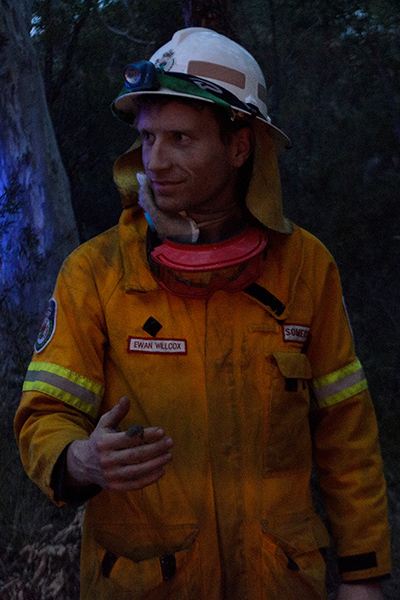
[105,453,173,492]
[121,450,173,475]
[109,468,167,492]
[98,396,130,432]
[106,427,166,451]
[142,427,169,444]
[112,435,174,465]
[98,435,173,490]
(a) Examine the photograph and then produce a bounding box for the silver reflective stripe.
[187,60,246,89]
[24,369,100,407]
[312,359,368,408]
[23,362,104,418]
[313,368,365,402]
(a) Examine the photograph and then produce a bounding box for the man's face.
[137,100,248,218]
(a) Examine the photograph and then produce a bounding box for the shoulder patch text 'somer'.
[283,323,310,344]
[34,298,57,354]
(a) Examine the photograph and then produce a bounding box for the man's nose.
[147,139,171,172]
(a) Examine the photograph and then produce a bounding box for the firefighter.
[15,28,390,600]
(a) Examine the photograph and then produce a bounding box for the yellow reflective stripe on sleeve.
[23,362,104,418]
[313,359,363,388]
[312,359,368,408]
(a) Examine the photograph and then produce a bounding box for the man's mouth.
[152,180,183,195]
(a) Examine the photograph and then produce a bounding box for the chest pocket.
[263,352,313,477]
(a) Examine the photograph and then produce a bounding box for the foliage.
[0,176,68,580]
[31,0,185,240]
[0,176,45,377]
[0,507,82,599]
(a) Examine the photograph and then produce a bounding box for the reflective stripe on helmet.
[187,60,246,90]
[312,359,368,408]
[23,362,104,418]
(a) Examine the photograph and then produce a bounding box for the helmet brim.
[112,89,292,155]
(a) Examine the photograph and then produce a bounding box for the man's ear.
[231,126,254,168]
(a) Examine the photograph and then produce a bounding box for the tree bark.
[0,0,79,317]
[180,0,236,39]
[377,61,400,147]
[267,0,281,116]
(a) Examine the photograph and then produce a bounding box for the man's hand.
[66,397,173,492]
[336,582,384,600]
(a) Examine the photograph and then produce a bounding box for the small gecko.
[125,424,144,440]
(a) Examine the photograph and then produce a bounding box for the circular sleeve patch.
[34,298,57,354]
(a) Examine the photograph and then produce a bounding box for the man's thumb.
[98,396,130,432]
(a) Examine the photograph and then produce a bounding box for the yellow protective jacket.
[15,207,391,600]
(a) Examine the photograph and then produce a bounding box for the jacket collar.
[119,207,159,293]
[119,206,304,314]
[245,226,304,321]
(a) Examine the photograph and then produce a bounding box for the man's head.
[136,96,253,221]
[112,28,293,235]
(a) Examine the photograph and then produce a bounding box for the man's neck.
[189,206,245,244]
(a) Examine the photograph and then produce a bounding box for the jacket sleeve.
[14,247,110,505]
[305,238,391,581]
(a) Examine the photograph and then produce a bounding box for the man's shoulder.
[59,224,124,288]
[65,224,122,268]
[269,223,335,264]
[265,224,339,297]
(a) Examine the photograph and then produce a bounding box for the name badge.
[127,337,187,354]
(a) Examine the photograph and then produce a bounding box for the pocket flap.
[262,511,330,555]
[95,523,199,563]
[272,352,312,379]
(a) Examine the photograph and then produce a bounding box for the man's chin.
[154,195,186,214]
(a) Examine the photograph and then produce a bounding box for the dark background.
[0,1,399,597]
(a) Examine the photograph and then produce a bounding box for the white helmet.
[112,27,291,154]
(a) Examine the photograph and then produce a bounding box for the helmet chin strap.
[179,206,242,238]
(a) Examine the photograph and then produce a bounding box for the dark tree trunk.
[180,0,236,39]
[0,0,79,335]
[267,0,281,116]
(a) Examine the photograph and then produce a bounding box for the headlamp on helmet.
[124,61,159,90]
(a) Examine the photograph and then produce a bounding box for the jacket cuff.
[51,444,102,506]
[338,552,391,582]
[338,552,377,574]
[339,575,391,584]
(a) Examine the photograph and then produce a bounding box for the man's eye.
[140,131,152,142]
[175,132,189,142]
